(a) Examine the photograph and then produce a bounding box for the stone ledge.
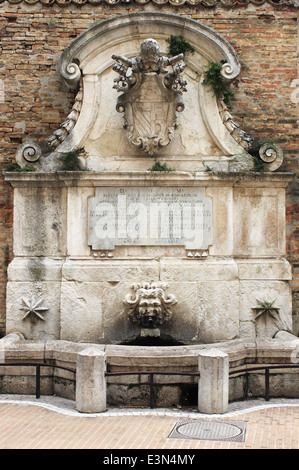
[1,335,298,367]
[7,257,292,281]
[1,336,298,406]
[4,171,295,188]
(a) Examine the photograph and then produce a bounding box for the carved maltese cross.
[254,298,280,321]
[21,297,49,321]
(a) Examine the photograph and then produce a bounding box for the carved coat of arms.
[112,39,187,156]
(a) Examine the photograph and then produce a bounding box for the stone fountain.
[2,13,297,412]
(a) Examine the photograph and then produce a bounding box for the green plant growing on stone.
[2,162,35,172]
[166,35,194,57]
[149,161,174,172]
[252,155,266,173]
[203,60,235,106]
[204,165,213,173]
[59,147,85,171]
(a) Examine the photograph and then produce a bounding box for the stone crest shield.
[112,39,187,156]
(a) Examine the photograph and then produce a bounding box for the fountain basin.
[1,335,299,408]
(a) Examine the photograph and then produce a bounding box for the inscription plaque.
[88,187,212,250]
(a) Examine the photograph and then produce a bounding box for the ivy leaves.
[203,60,235,106]
[166,35,195,58]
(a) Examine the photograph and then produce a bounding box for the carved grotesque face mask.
[138,297,162,327]
[124,282,177,329]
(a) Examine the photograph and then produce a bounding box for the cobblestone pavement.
[0,395,298,451]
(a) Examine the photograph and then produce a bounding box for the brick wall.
[0,1,298,336]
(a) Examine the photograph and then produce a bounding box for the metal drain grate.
[168,419,247,442]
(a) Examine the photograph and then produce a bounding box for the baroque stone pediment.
[15,12,284,173]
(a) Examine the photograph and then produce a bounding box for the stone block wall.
[0,0,298,336]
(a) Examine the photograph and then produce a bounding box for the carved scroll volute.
[16,141,42,168]
[220,61,240,82]
[59,59,82,90]
[112,39,187,156]
[259,142,284,171]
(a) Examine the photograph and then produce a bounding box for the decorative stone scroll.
[16,142,42,167]
[112,38,187,155]
[258,142,284,172]
[124,282,178,328]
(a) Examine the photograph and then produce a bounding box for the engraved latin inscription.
[88,187,212,250]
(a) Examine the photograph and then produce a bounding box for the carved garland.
[46,81,83,149]
[218,100,253,151]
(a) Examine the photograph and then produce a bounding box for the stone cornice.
[4,170,294,188]
[0,0,298,7]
